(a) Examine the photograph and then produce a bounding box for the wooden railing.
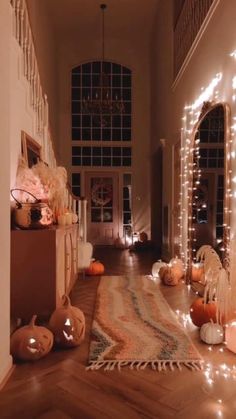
[10,0,48,137]
[10,0,85,232]
[174,0,214,78]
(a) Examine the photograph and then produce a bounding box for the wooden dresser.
[11,224,79,320]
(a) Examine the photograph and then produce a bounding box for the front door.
[85,172,119,245]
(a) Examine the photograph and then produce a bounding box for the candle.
[191,263,204,282]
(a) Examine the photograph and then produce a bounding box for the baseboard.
[0,356,14,391]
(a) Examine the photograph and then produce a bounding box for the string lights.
[179,71,233,275]
[177,50,236,415]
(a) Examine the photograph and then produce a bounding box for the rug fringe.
[86,360,203,372]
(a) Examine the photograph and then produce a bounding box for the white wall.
[57,35,151,237]
[150,0,173,257]
[151,0,236,264]
[0,0,12,386]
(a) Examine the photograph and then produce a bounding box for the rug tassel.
[169,361,174,371]
[157,362,162,372]
[86,359,203,372]
[140,362,148,370]
[151,361,157,370]
[177,362,182,371]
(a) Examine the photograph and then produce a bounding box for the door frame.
[84,170,120,245]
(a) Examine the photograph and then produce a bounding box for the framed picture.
[21,131,42,167]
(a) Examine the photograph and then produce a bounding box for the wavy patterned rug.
[87,275,203,372]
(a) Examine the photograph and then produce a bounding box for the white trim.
[172,0,221,91]
[0,355,13,390]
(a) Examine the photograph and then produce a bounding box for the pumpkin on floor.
[190,298,217,327]
[85,260,105,276]
[191,263,204,282]
[159,266,179,286]
[139,231,148,242]
[169,257,184,281]
[49,295,85,348]
[151,260,167,277]
[200,320,224,344]
[10,315,53,361]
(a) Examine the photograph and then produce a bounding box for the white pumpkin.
[200,320,224,345]
[152,260,167,277]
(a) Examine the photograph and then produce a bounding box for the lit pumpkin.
[191,263,204,282]
[159,266,179,286]
[225,320,236,353]
[200,320,224,344]
[152,260,167,277]
[49,295,85,348]
[85,260,105,276]
[190,298,217,327]
[139,231,148,242]
[10,315,53,361]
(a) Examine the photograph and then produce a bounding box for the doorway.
[85,172,119,245]
[193,172,216,249]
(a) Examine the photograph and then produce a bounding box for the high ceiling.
[41,0,160,42]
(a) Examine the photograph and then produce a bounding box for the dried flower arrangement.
[32,161,67,216]
[14,158,68,218]
[196,245,231,324]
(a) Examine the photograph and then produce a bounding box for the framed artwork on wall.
[21,131,42,167]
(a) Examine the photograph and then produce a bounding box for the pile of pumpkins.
[152,257,236,352]
[190,296,236,352]
[10,295,85,362]
[152,257,184,286]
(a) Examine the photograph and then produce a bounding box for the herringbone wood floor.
[1,247,236,418]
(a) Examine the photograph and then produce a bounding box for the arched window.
[71,61,132,142]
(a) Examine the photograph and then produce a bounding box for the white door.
[85,172,119,245]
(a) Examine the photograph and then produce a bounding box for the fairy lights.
[179,69,234,277]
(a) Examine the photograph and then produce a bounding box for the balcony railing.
[174,0,214,78]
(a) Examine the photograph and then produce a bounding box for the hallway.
[1,247,236,419]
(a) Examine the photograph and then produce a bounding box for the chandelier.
[82,4,125,127]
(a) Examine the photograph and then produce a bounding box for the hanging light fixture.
[82,4,125,127]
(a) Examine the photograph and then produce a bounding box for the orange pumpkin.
[139,231,148,242]
[49,295,85,348]
[159,266,178,286]
[191,264,204,282]
[10,315,53,361]
[190,298,217,327]
[85,260,105,276]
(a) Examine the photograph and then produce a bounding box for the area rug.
[87,275,203,372]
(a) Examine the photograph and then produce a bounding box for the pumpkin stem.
[62,294,71,308]
[29,314,37,327]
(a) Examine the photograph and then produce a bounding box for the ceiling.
[41,0,160,43]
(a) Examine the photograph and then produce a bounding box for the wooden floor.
[1,247,236,418]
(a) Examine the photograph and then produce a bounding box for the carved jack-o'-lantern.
[49,295,85,348]
[10,315,53,361]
